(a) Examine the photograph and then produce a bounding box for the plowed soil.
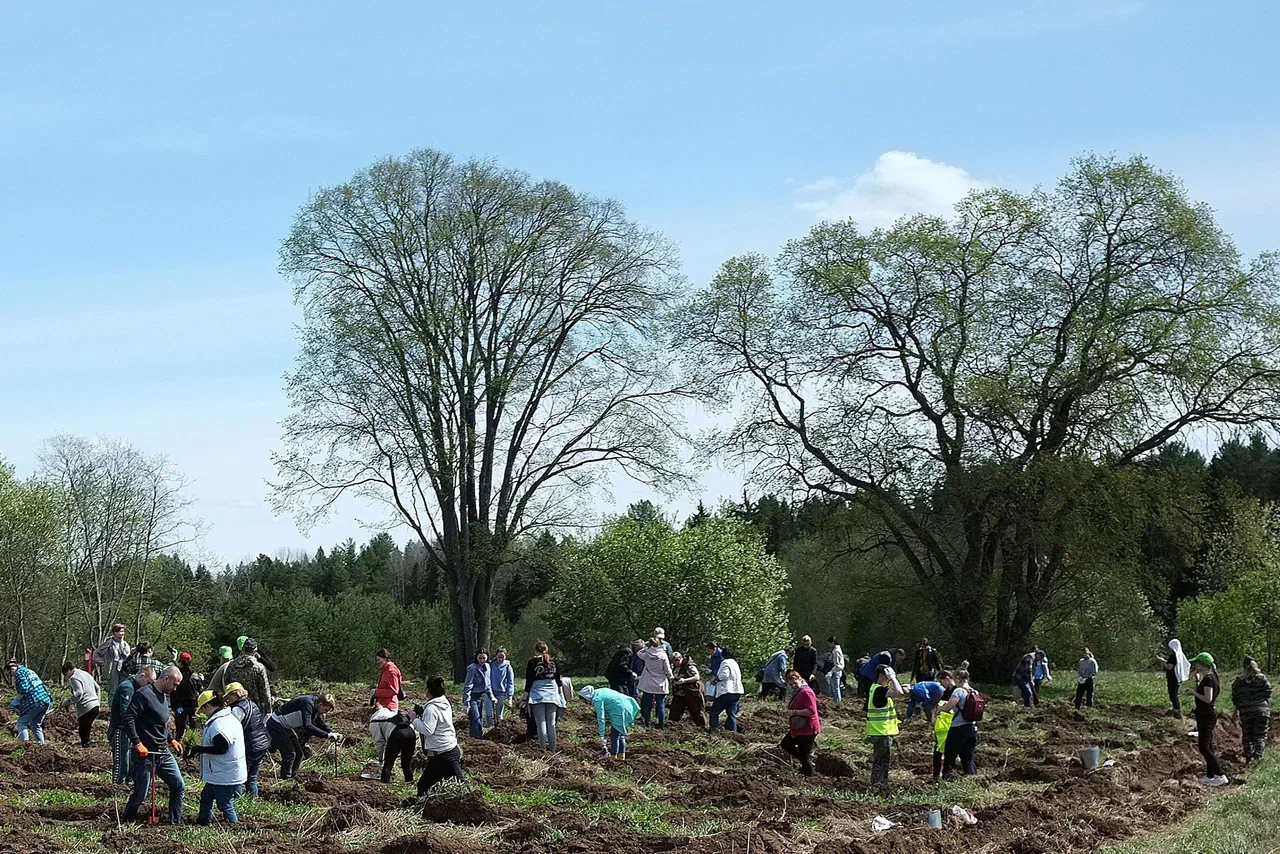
[0,684,1272,854]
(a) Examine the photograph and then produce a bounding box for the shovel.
[147,762,159,825]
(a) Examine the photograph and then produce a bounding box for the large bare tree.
[274,149,690,675]
[679,155,1280,674]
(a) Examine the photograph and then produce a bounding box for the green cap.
[219,645,233,660]
[236,635,248,651]
[1190,652,1215,667]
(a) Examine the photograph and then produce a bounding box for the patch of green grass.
[9,789,102,807]
[233,795,325,823]
[1001,670,1170,707]
[485,788,587,808]
[584,799,679,834]
[44,825,109,850]
[171,824,245,847]
[811,777,1051,809]
[1101,752,1280,854]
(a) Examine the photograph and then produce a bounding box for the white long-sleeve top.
[411,696,458,754]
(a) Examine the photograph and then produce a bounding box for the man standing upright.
[108,665,155,783]
[222,639,272,713]
[93,623,131,700]
[122,666,186,825]
[912,638,942,683]
[794,636,818,684]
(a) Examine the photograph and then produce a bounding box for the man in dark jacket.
[912,638,942,683]
[605,645,633,695]
[108,665,156,784]
[122,666,186,824]
[171,652,202,742]
[794,636,818,683]
[224,681,270,796]
[268,694,340,781]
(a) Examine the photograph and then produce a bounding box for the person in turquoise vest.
[578,685,640,761]
[865,664,906,787]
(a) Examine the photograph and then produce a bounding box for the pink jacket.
[788,684,821,736]
[374,661,402,710]
[636,645,674,695]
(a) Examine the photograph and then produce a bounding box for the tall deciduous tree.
[0,459,64,662]
[274,150,690,676]
[679,155,1280,674]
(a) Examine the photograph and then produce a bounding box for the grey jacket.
[65,668,102,716]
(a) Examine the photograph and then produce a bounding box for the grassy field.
[0,670,1274,854]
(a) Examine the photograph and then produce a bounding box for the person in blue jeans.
[7,661,52,744]
[1031,649,1052,706]
[708,649,744,733]
[122,666,187,824]
[488,648,516,723]
[578,685,640,760]
[462,650,495,738]
[186,690,246,825]
[1013,652,1035,707]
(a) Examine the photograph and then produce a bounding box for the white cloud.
[796,151,986,228]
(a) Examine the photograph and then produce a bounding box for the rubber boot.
[932,751,943,781]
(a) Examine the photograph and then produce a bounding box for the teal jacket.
[591,688,640,739]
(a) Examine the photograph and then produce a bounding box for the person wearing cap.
[108,665,155,783]
[122,665,187,824]
[222,638,272,715]
[94,623,132,700]
[268,693,340,781]
[1231,657,1272,764]
[236,635,276,675]
[409,674,463,794]
[61,661,102,747]
[653,628,674,662]
[7,660,52,744]
[187,690,246,824]
[1190,652,1227,786]
[207,646,235,698]
[171,652,201,742]
[578,685,639,761]
[222,681,270,797]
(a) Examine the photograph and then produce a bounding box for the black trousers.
[417,746,464,795]
[760,683,785,700]
[77,708,100,747]
[781,732,815,775]
[1197,714,1223,777]
[943,724,978,778]
[268,718,305,780]
[1167,670,1181,713]
[1074,678,1095,709]
[381,728,416,783]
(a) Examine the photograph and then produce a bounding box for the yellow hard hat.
[223,682,244,697]
[197,690,216,708]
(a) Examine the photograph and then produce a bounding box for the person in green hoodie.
[578,685,639,761]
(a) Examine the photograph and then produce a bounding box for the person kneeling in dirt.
[61,661,102,747]
[866,665,906,787]
[223,682,270,797]
[186,690,246,824]
[579,685,639,761]
[781,669,820,776]
[410,675,464,795]
[1232,656,1272,764]
[668,652,706,727]
[938,669,981,780]
[122,665,187,824]
[268,693,340,782]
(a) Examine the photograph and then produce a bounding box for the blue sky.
[2,2,1278,565]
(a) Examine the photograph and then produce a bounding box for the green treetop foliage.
[548,513,790,671]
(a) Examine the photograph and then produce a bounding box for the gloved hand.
[170,740,183,755]
[135,743,149,758]
[327,731,342,742]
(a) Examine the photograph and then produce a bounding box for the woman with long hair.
[1231,656,1272,763]
[522,641,567,752]
[1190,652,1227,786]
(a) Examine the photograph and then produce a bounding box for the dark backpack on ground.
[960,688,985,723]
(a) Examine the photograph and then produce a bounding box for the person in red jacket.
[374,648,402,711]
[780,669,821,776]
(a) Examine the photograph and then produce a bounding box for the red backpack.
[960,688,985,723]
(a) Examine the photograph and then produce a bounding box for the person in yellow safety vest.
[932,669,955,781]
[865,664,906,787]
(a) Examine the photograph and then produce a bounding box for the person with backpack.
[781,669,821,776]
[865,665,906,787]
[938,668,983,779]
[1032,649,1052,705]
[1075,648,1099,709]
[186,691,246,825]
[223,682,269,797]
[1190,652,1228,786]
[1231,656,1272,764]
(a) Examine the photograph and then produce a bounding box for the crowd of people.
[3,623,1274,825]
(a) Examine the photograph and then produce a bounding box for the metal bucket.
[926,809,943,829]
[1079,746,1101,769]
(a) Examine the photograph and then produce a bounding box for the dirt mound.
[317,801,383,833]
[1,746,78,774]
[686,771,784,809]
[814,752,858,778]
[484,718,528,745]
[377,832,482,854]
[501,818,546,843]
[421,787,499,825]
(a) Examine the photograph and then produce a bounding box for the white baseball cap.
[654,627,665,638]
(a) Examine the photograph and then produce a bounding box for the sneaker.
[1205,775,1229,787]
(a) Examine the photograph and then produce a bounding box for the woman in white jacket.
[708,649,744,734]
[410,675,464,796]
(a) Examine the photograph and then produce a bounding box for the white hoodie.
[411,695,458,754]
